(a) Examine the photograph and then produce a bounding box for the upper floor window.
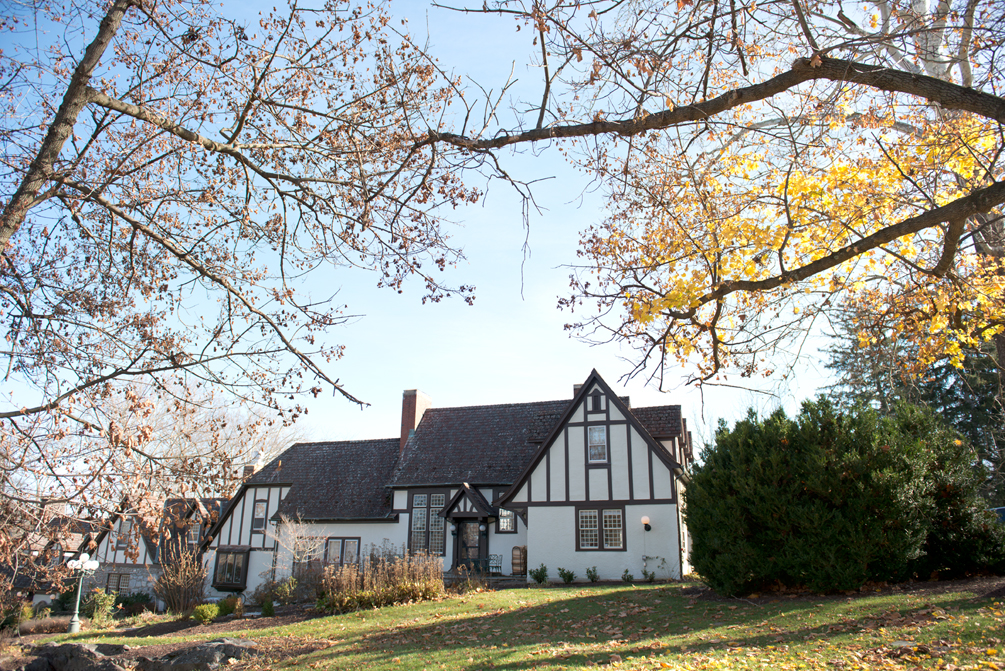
[187,523,201,549]
[588,426,608,462]
[252,501,267,532]
[116,519,133,549]
[591,391,603,412]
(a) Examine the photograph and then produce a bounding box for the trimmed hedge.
[686,399,1005,596]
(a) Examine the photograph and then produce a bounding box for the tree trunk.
[0,0,134,249]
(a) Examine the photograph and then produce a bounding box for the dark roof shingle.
[388,400,571,487]
[249,439,400,520]
[630,405,683,438]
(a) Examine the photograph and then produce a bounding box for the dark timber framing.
[496,369,685,510]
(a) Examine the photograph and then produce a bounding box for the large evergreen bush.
[685,399,1005,596]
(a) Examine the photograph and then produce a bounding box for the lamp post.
[66,552,99,634]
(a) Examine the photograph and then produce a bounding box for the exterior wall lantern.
[66,552,100,633]
[641,516,652,532]
[478,524,487,533]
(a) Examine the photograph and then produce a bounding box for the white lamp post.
[66,552,100,634]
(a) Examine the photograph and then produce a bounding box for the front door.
[457,521,482,570]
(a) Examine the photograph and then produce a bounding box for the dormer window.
[588,426,608,462]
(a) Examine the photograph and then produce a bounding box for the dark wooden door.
[456,521,481,569]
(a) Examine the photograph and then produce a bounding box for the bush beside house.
[686,399,1005,596]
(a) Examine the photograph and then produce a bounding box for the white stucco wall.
[525,503,682,582]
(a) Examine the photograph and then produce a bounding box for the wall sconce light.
[641,515,652,532]
[479,524,487,533]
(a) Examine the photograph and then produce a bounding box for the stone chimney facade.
[400,389,432,454]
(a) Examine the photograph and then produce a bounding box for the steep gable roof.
[387,400,571,487]
[497,369,686,507]
[248,438,401,520]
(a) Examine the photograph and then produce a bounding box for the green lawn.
[36,580,1005,670]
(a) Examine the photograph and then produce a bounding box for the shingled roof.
[388,400,571,487]
[388,397,684,487]
[629,405,683,439]
[249,439,400,520]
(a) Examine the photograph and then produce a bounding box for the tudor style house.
[201,370,693,597]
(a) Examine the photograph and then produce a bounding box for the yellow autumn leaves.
[578,103,1004,379]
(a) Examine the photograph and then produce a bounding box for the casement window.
[588,426,608,463]
[251,500,267,532]
[590,390,603,412]
[213,550,249,589]
[409,493,446,555]
[497,508,517,533]
[105,573,129,594]
[324,537,360,566]
[577,508,624,551]
[116,519,133,549]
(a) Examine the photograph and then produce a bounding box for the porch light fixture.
[641,516,652,532]
[479,524,487,533]
[66,552,100,633]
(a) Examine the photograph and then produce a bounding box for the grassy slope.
[35,581,1005,670]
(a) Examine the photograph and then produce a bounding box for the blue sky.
[289,0,834,446]
[0,0,834,451]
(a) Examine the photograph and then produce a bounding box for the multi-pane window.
[324,537,361,566]
[214,550,248,587]
[252,501,267,531]
[498,508,517,533]
[410,493,446,555]
[588,426,608,462]
[429,494,445,555]
[578,508,624,550]
[602,510,624,549]
[105,573,129,594]
[579,510,599,549]
[410,494,428,551]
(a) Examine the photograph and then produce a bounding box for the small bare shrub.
[451,564,486,594]
[19,615,72,635]
[154,551,206,613]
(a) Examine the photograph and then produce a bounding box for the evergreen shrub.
[686,399,1005,596]
[191,603,219,624]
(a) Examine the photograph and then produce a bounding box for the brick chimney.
[400,390,432,454]
[573,384,583,397]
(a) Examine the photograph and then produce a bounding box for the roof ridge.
[289,437,398,448]
[424,399,569,413]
